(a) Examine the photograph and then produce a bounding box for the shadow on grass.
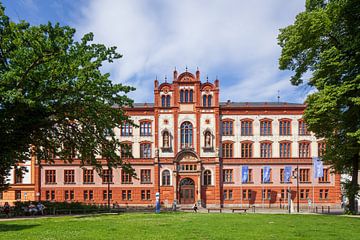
[0,223,39,232]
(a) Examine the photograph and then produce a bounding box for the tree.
[0,4,135,190]
[278,0,360,213]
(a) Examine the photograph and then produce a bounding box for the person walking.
[193,203,198,213]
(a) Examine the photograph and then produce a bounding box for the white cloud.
[74,0,305,103]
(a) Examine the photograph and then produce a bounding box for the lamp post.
[292,164,300,213]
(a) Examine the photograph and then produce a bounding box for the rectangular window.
[65,190,74,201]
[319,169,330,183]
[141,190,151,200]
[260,142,272,158]
[222,143,233,158]
[83,190,88,201]
[46,191,50,201]
[222,121,233,136]
[261,169,273,183]
[0,192,3,200]
[228,190,233,200]
[141,169,151,184]
[64,170,75,184]
[14,168,23,184]
[281,189,287,200]
[319,189,328,200]
[51,190,55,200]
[127,190,132,200]
[121,143,132,158]
[262,189,271,200]
[89,190,93,200]
[299,169,310,183]
[242,189,252,200]
[279,142,291,158]
[280,169,290,183]
[243,169,253,183]
[15,190,21,200]
[46,190,55,201]
[140,143,151,158]
[122,190,127,200]
[223,190,227,200]
[241,142,253,158]
[241,121,253,136]
[140,122,152,136]
[260,120,272,136]
[279,120,291,136]
[298,120,309,135]
[318,142,326,157]
[45,170,56,184]
[299,142,311,158]
[121,171,132,184]
[103,190,113,201]
[223,169,233,183]
[102,169,113,184]
[83,169,94,184]
[121,123,133,136]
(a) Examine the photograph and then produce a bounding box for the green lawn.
[0,213,359,240]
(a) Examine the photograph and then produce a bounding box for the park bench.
[207,208,222,213]
[231,208,248,213]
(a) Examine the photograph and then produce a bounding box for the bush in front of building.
[12,201,105,216]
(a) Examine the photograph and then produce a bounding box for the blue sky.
[2,0,312,103]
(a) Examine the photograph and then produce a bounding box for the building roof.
[219,101,305,108]
[116,102,305,109]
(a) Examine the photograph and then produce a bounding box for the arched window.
[181,121,193,149]
[162,170,171,186]
[189,90,193,102]
[161,95,166,107]
[163,131,170,148]
[185,90,189,102]
[204,131,212,148]
[166,95,171,107]
[203,95,207,107]
[207,95,212,107]
[203,170,211,186]
[180,90,184,103]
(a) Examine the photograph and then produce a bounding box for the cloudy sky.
[3,0,311,103]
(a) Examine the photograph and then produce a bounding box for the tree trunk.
[349,153,359,213]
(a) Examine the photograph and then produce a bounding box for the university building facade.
[2,69,341,208]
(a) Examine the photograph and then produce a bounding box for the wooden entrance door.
[179,178,195,204]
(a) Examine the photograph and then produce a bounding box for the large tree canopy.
[278,0,360,213]
[0,4,135,190]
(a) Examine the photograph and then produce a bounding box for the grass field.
[0,213,359,240]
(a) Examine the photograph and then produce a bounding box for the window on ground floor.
[141,190,151,200]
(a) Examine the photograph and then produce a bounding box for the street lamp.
[107,168,112,210]
[292,164,300,213]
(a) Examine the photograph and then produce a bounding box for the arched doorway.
[179,178,195,204]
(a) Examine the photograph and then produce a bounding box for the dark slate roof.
[114,102,304,109]
[219,101,305,108]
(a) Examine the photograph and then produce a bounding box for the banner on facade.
[284,166,292,183]
[313,157,324,178]
[242,165,249,183]
[263,166,271,183]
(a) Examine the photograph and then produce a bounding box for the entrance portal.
[179,178,195,204]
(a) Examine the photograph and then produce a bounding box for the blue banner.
[284,166,292,183]
[313,157,324,178]
[263,166,271,183]
[242,165,249,183]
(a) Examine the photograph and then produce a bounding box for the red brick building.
[35,69,341,208]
